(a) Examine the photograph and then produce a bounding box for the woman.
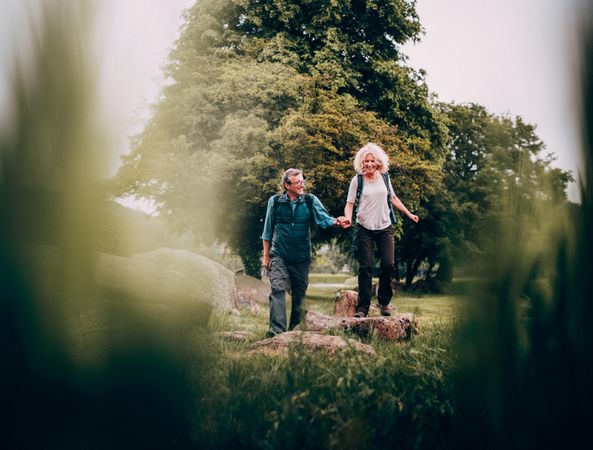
[343,143,419,318]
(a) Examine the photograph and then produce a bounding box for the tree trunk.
[436,254,454,283]
[425,261,435,281]
[406,256,422,287]
[239,243,262,279]
[393,255,401,282]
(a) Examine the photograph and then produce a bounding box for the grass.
[308,273,353,284]
[198,274,461,449]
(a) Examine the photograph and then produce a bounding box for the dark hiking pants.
[268,256,309,335]
[356,224,396,315]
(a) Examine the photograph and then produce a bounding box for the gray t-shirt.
[347,174,394,230]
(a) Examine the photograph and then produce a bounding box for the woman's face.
[362,153,379,175]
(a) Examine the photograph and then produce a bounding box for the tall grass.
[0,3,209,449]
[194,319,458,450]
[450,9,593,449]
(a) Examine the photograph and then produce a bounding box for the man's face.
[285,174,305,197]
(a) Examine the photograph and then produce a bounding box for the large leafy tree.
[113,0,447,276]
[398,102,573,288]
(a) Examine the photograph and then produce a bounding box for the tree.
[398,103,573,287]
[112,0,447,276]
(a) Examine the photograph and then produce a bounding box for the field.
[197,275,463,449]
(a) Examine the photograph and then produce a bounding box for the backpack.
[350,172,397,255]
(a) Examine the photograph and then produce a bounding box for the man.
[261,168,348,337]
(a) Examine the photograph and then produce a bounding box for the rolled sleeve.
[311,195,336,229]
[261,196,275,240]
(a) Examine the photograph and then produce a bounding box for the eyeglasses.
[288,179,306,186]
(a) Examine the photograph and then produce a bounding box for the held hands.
[334,216,351,229]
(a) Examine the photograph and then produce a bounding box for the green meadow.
[196,278,461,450]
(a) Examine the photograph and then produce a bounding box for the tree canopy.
[113,0,447,276]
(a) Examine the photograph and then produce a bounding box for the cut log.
[305,310,419,341]
[247,331,376,356]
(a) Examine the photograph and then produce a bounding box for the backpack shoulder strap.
[381,172,398,225]
[381,172,392,194]
[350,175,364,255]
[353,174,363,224]
[270,194,281,230]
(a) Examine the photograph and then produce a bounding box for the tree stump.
[305,310,419,341]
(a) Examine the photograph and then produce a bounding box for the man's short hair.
[282,168,303,185]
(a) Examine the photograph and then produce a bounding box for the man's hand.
[408,213,419,223]
[335,216,351,229]
[261,254,271,270]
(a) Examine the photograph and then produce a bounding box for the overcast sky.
[1,0,585,200]
[403,0,583,200]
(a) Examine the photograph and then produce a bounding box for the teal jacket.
[261,192,335,263]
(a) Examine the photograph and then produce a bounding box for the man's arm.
[262,240,271,270]
[311,195,339,228]
[261,197,275,268]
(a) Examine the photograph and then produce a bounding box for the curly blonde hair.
[353,142,389,174]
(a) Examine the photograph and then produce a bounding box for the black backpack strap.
[353,174,363,224]
[270,194,281,231]
[381,172,398,225]
[351,174,363,254]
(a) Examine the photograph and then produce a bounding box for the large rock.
[97,253,203,306]
[305,310,419,341]
[20,245,215,364]
[235,274,271,305]
[131,247,238,310]
[334,289,378,316]
[247,331,376,356]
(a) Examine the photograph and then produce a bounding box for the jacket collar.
[280,191,305,202]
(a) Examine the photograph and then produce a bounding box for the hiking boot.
[354,311,366,318]
[379,304,394,317]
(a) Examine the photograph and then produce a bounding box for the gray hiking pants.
[268,256,309,335]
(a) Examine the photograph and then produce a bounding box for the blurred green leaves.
[0,3,211,448]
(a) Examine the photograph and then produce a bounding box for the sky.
[402,0,583,201]
[0,0,585,200]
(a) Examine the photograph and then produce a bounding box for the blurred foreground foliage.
[0,3,210,449]
[450,11,593,449]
